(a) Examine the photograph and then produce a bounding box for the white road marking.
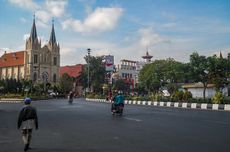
[123,117,142,122]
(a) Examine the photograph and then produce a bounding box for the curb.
[85,98,230,111]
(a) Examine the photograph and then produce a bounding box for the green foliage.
[139,58,187,94]
[171,91,184,102]
[0,93,23,99]
[81,55,106,93]
[113,79,126,91]
[183,90,193,101]
[86,93,106,99]
[212,91,224,104]
[222,98,230,104]
[59,73,74,93]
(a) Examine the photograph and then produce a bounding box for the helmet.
[118,91,122,94]
[24,97,31,104]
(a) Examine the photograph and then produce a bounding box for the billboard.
[105,55,114,71]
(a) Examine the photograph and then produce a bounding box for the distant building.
[115,51,153,89]
[117,59,137,91]
[182,83,229,98]
[0,16,60,84]
[60,64,84,96]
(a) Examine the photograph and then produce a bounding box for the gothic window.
[33,72,37,81]
[53,57,57,66]
[34,54,38,64]
[53,74,56,82]
[44,54,47,62]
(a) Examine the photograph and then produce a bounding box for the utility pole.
[87,48,91,92]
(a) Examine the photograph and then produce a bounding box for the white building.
[182,83,229,98]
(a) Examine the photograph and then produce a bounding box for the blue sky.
[0,0,230,65]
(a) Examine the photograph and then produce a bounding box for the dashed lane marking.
[123,117,142,122]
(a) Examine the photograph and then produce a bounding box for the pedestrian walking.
[17,97,38,152]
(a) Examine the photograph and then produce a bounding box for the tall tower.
[47,19,60,83]
[25,15,41,50]
[142,51,153,63]
[25,15,41,81]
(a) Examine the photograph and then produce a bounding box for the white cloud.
[36,10,51,24]
[45,0,68,17]
[20,17,27,23]
[8,0,39,10]
[9,0,67,28]
[138,27,170,47]
[61,7,123,33]
[23,33,30,41]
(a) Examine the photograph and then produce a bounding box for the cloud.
[36,10,51,24]
[8,0,39,10]
[20,17,27,23]
[8,0,67,28]
[138,27,170,47]
[61,7,123,33]
[23,33,30,41]
[161,11,177,21]
[45,0,68,17]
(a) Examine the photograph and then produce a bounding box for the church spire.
[30,14,38,42]
[49,18,56,45]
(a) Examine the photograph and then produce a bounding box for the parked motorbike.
[111,103,124,116]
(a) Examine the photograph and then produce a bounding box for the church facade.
[0,17,60,84]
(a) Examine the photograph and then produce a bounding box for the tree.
[113,79,126,91]
[81,55,106,93]
[59,73,74,94]
[139,58,187,95]
[189,52,211,100]
[207,55,230,92]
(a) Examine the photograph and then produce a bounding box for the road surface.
[0,98,230,152]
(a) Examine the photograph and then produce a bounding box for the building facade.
[0,17,60,84]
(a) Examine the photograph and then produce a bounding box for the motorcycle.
[68,95,73,104]
[111,103,124,116]
[68,92,74,104]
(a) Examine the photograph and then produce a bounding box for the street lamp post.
[87,48,91,93]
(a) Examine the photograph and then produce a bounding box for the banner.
[105,55,114,71]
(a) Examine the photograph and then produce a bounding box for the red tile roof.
[0,51,25,67]
[60,64,83,77]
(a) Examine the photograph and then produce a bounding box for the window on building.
[34,54,38,64]
[53,74,56,82]
[53,57,57,66]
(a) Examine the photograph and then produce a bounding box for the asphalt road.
[0,98,230,152]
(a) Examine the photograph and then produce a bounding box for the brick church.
[0,16,60,84]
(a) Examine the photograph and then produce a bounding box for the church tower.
[47,19,60,83]
[24,16,60,84]
[25,15,41,81]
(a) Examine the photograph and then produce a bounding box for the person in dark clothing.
[111,91,118,112]
[18,98,38,152]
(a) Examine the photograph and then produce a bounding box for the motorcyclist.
[68,91,74,103]
[111,90,118,112]
[115,91,124,107]
[112,91,124,114]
